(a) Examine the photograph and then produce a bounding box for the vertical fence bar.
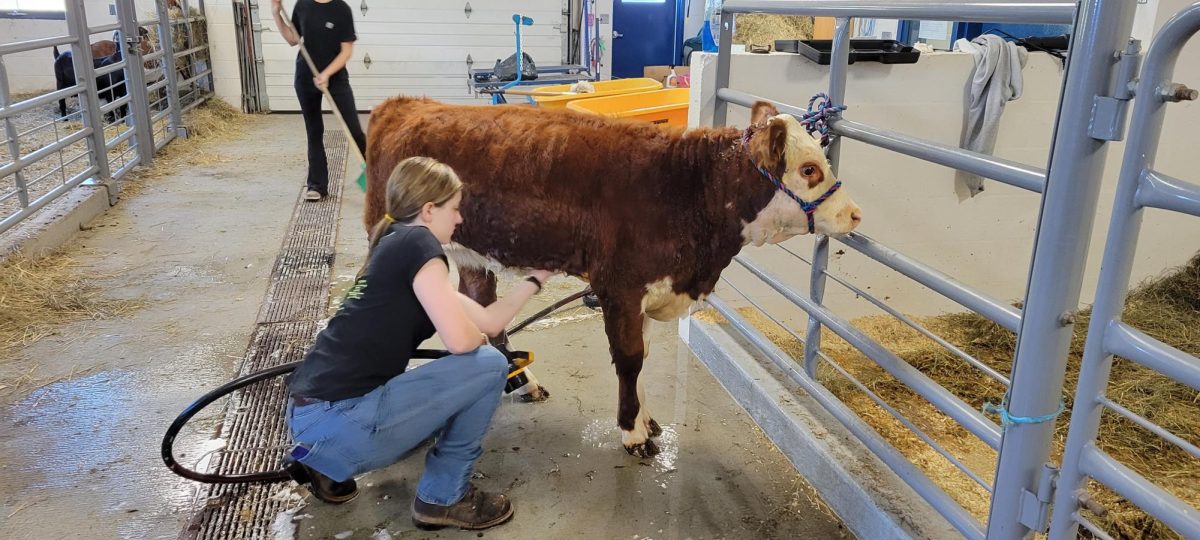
[986,1,1137,538]
[65,0,112,188]
[802,16,851,375]
[825,16,850,169]
[0,60,32,210]
[1047,4,1200,538]
[116,0,155,167]
[248,0,269,112]
[712,10,735,127]
[156,0,183,136]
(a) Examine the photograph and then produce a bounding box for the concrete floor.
[0,114,849,539]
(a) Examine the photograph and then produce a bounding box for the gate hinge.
[1018,463,1059,532]
[1089,39,1142,141]
[124,34,144,54]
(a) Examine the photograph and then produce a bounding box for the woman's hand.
[313,72,330,89]
[528,269,555,283]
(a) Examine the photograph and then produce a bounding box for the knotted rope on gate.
[795,92,846,147]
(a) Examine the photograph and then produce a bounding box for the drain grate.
[258,247,336,324]
[180,131,349,540]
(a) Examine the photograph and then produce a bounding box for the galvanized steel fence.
[701,1,1199,538]
[0,0,213,235]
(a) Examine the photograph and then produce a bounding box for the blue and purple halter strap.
[742,93,847,233]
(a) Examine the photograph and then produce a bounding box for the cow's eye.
[801,165,817,177]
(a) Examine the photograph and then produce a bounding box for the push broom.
[279,5,368,191]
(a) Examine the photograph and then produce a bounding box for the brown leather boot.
[411,483,514,530]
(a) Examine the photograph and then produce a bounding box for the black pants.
[295,71,367,196]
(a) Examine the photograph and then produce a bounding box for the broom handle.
[278,5,366,166]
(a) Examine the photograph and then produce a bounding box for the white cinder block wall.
[691,5,1197,320]
[201,1,238,105]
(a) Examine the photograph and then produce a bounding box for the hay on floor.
[0,253,140,357]
[705,252,1200,539]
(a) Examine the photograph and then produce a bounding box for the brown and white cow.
[365,96,861,457]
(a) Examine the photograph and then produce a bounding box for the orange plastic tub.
[531,78,662,109]
[565,88,690,126]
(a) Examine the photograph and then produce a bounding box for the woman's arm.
[456,270,554,336]
[412,259,486,354]
[271,0,300,46]
[314,42,354,88]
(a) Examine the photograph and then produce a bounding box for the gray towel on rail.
[953,34,1028,198]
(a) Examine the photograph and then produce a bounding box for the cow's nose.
[850,209,863,227]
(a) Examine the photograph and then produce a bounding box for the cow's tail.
[444,243,501,273]
[53,46,60,59]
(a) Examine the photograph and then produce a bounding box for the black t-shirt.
[291,0,357,80]
[288,225,446,402]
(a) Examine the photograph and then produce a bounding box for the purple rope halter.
[742,93,847,233]
[798,93,845,146]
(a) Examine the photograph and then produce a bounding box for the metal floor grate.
[181,131,348,540]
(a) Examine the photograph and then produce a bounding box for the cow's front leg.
[601,295,659,457]
[458,265,549,401]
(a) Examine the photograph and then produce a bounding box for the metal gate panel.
[1049,4,1200,538]
[0,0,214,234]
[694,1,1168,538]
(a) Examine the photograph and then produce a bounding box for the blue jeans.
[288,345,508,505]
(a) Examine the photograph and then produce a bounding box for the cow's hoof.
[518,384,550,403]
[582,293,601,311]
[624,438,661,458]
[647,418,663,438]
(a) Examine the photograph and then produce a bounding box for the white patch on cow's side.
[443,242,503,274]
[641,277,698,321]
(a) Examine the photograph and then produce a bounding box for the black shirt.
[288,225,446,402]
[291,0,357,81]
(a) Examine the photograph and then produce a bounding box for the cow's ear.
[749,117,788,177]
[750,101,779,125]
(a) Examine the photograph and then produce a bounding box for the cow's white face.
[742,103,862,246]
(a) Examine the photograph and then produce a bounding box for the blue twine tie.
[983,396,1066,428]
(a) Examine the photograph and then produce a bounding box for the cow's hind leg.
[638,317,662,439]
[457,265,550,402]
[601,294,659,457]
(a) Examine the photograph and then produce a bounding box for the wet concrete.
[288,313,851,540]
[0,113,849,539]
[0,115,304,539]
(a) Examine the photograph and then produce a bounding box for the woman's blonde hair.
[367,156,463,254]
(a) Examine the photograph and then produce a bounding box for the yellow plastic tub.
[565,88,690,126]
[531,78,662,109]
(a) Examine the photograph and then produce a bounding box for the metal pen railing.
[1049,4,1200,538]
[0,0,212,235]
[695,1,1171,538]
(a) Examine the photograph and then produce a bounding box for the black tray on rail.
[775,39,921,65]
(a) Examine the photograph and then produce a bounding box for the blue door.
[612,0,684,78]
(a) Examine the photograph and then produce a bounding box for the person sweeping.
[271,0,367,201]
